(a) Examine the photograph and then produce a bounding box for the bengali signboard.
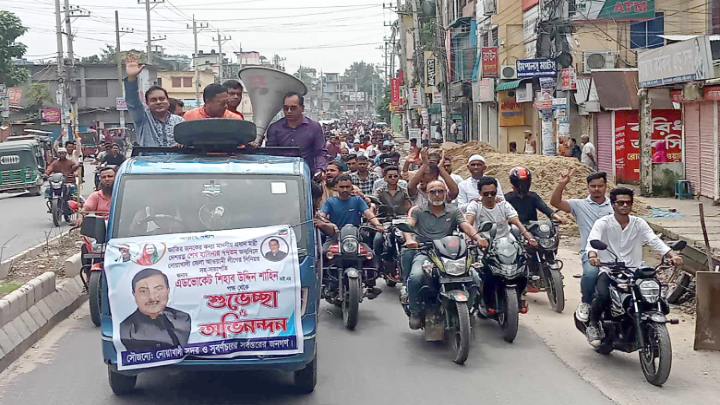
[571,0,654,21]
[426,58,437,87]
[481,47,498,78]
[516,58,556,78]
[638,36,713,88]
[614,109,682,183]
[116,98,128,111]
[8,88,22,105]
[499,91,524,127]
[104,226,303,371]
[41,108,61,123]
[391,78,400,105]
[560,68,577,91]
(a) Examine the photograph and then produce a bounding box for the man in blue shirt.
[317,174,384,238]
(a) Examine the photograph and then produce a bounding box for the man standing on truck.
[123,54,184,147]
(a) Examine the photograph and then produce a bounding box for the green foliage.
[376,89,391,123]
[26,82,52,108]
[0,11,29,86]
[343,61,385,95]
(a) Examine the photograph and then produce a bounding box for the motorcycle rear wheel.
[544,267,565,313]
[343,276,360,330]
[666,273,691,304]
[51,199,61,227]
[89,271,102,327]
[640,322,672,386]
[499,288,519,343]
[450,302,471,365]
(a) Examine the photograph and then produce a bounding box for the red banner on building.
[522,0,539,11]
[614,109,682,183]
[481,47,498,78]
[8,88,22,105]
[41,108,61,123]
[703,85,720,100]
[670,89,684,103]
[391,78,400,105]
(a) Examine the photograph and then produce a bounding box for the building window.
[630,12,664,49]
[157,77,163,87]
[183,77,193,87]
[172,77,181,87]
[86,81,108,98]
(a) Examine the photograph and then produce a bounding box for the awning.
[575,78,598,104]
[496,80,523,91]
[593,71,639,110]
[658,34,720,42]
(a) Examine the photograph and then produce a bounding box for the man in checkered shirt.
[350,155,380,196]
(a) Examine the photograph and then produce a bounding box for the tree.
[376,89,391,123]
[22,82,52,123]
[0,11,29,86]
[343,61,385,95]
[82,45,147,64]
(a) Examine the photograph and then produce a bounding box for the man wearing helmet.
[505,167,564,224]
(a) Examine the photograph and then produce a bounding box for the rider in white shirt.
[457,155,504,212]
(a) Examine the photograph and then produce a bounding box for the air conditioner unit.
[582,50,615,74]
[500,65,517,80]
[483,0,497,16]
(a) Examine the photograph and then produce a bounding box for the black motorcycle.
[396,222,491,365]
[526,216,565,313]
[322,224,380,330]
[574,239,685,386]
[475,223,528,343]
[46,173,73,227]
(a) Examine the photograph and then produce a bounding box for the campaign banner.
[104,225,304,371]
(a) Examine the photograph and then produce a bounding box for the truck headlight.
[638,280,660,303]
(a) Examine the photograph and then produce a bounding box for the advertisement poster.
[8,88,22,105]
[516,59,556,78]
[391,78,400,105]
[499,92,524,127]
[426,58,437,87]
[41,108,61,123]
[542,116,556,155]
[560,68,577,90]
[408,87,423,108]
[104,226,303,371]
[614,109,682,183]
[571,0,654,21]
[481,47,498,78]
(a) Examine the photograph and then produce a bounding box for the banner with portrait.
[104,225,303,371]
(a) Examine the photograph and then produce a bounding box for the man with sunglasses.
[584,188,682,347]
[401,180,488,330]
[260,92,328,182]
[457,155,504,213]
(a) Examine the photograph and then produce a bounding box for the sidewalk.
[523,245,720,405]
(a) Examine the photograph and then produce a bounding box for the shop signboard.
[481,47,498,78]
[499,92,524,127]
[638,36,713,87]
[408,87,423,108]
[570,0,654,21]
[516,58,556,78]
[41,108,61,123]
[391,78,401,105]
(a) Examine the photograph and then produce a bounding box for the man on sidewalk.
[550,169,613,323]
[123,53,183,147]
[581,135,597,170]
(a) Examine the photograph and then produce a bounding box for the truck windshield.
[112,174,309,257]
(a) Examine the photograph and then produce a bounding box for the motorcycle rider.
[505,167,564,224]
[46,147,79,185]
[402,179,488,329]
[585,188,683,346]
[79,166,115,222]
[457,155,504,212]
[101,143,126,166]
[551,170,613,323]
[373,165,411,271]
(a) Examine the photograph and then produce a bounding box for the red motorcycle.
[79,232,104,327]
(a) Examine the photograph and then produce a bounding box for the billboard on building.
[499,92,524,127]
[571,0,654,20]
[638,36,714,87]
[523,6,539,58]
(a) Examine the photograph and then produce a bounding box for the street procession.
[0,0,719,404]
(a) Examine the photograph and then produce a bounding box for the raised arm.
[123,54,147,127]
[550,169,574,213]
[437,151,458,200]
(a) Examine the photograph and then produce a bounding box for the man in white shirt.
[581,135,597,170]
[465,176,536,244]
[457,155,504,212]
[443,155,464,186]
[584,187,682,347]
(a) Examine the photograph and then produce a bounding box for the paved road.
[0,162,95,258]
[0,285,613,405]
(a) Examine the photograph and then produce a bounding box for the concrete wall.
[653,162,684,196]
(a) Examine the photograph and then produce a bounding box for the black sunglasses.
[482,191,497,197]
[615,200,633,206]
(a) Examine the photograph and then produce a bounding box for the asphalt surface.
[0,283,613,405]
[0,162,95,258]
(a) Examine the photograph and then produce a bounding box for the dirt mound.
[440,141,498,155]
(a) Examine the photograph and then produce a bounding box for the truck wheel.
[89,271,102,327]
[294,352,317,393]
[108,367,136,395]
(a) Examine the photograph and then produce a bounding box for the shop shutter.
[699,102,715,199]
[684,103,701,194]
[596,112,613,182]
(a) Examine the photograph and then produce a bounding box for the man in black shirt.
[505,167,563,223]
[101,143,126,166]
[569,138,582,161]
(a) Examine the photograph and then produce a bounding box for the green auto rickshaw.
[0,139,45,196]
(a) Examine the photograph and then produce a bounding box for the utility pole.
[115,11,133,129]
[62,0,89,140]
[188,15,209,104]
[54,0,68,141]
[435,0,450,141]
[639,89,653,195]
[213,30,232,83]
[140,0,165,65]
[354,77,358,117]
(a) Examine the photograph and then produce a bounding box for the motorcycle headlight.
[638,280,660,303]
[538,236,557,250]
[440,257,467,276]
[51,182,63,189]
[491,263,521,277]
[341,238,358,254]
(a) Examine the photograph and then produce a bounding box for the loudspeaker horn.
[238,67,308,142]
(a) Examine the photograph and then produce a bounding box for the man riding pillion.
[551,170,613,323]
[402,180,488,330]
[584,188,683,346]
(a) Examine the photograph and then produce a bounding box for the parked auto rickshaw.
[7,134,52,172]
[0,139,45,195]
[81,120,319,395]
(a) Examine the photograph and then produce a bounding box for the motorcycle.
[474,223,528,343]
[79,231,104,327]
[574,239,685,386]
[45,173,78,227]
[396,222,491,365]
[525,215,565,313]
[322,224,380,330]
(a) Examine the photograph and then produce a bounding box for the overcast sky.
[3,0,392,75]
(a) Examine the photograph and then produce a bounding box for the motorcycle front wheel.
[449,302,471,365]
[89,271,102,327]
[343,275,360,330]
[544,266,565,313]
[51,199,61,227]
[499,287,519,343]
[640,322,672,386]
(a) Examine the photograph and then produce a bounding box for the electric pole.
[213,30,232,83]
[62,0,89,140]
[54,0,68,140]
[115,11,133,129]
[354,77,358,117]
[140,0,165,65]
[188,15,209,104]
